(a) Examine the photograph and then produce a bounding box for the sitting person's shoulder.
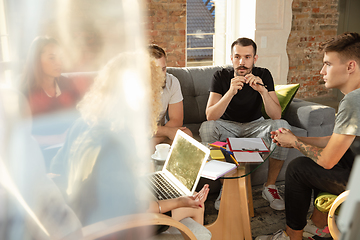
[252,66,271,75]
[165,72,181,87]
[214,66,234,78]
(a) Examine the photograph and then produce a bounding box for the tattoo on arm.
[294,140,323,164]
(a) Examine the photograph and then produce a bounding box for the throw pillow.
[262,83,300,119]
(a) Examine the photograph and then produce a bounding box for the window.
[186,0,215,67]
[0,0,10,84]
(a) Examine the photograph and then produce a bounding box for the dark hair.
[21,36,59,93]
[148,44,166,59]
[231,37,257,56]
[320,32,360,63]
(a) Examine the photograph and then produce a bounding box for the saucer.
[151,153,167,161]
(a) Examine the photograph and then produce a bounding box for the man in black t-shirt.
[199,37,290,211]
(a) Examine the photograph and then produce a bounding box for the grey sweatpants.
[199,118,290,161]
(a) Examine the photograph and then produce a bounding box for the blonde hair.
[149,59,164,135]
[77,52,164,136]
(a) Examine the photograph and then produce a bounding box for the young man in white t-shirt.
[149,44,192,145]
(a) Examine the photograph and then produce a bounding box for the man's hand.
[244,73,267,93]
[271,128,298,148]
[229,76,246,95]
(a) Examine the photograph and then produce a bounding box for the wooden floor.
[204,183,289,239]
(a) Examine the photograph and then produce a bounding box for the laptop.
[149,130,210,200]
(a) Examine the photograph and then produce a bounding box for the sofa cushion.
[167,66,223,124]
[262,83,300,118]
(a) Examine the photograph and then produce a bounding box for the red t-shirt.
[27,76,82,117]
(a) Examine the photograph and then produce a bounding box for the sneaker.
[303,219,331,238]
[214,186,222,210]
[262,184,285,210]
[255,230,290,240]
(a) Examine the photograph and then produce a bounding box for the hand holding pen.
[244,73,267,90]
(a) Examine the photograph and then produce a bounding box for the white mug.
[155,143,170,160]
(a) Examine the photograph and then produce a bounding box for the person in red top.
[21,36,81,116]
[20,36,82,168]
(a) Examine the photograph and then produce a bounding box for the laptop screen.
[165,132,207,191]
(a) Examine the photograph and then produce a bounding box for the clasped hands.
[270,127,298,148]
[230,73,266,95]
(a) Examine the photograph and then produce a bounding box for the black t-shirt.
[210,66,275,123]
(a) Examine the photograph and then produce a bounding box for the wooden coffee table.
[205,163,254,240]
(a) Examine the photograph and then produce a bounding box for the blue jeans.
[285,149,354,230]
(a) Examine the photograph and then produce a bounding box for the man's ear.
[254,55,259,64]
[348,60,357,73]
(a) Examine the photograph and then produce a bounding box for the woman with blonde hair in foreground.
[49,52,211,239]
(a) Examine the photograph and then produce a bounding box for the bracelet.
[156,201,161,213]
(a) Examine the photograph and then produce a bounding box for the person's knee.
[183,127,193,137]
[179,218,212,240]
[199,120,216,141]
[275,119,291,129]
[285,156,311,181]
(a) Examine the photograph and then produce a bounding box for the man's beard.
[235,65,254,77]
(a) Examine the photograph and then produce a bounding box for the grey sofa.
[167,66,336,186]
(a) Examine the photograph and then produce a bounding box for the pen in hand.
[256,82,267,88]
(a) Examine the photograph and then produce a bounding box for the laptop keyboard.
[149,173,182,200]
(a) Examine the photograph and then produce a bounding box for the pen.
[256,82,267,88]
[230,154,239,166]
[220,146,234,156]
[241,148,260,152]
[209,143,221,148]
[209,144,233,154]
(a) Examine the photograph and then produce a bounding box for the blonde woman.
[49,53,211,238]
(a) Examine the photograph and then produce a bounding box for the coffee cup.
[155,143,170,160]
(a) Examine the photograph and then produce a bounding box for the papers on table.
[201,160,237,180]
[226,137,269,163]
[227,137,269,152]
[210,141,227,147]
[232,151,264,163]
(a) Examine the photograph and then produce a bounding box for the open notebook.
[148,130,210,200]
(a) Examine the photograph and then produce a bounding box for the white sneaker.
[262,184,285,210]
[255,230,290,240]
[303,219,331,238]
[214,186,222,210]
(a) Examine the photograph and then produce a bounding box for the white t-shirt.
[158,73,183,125]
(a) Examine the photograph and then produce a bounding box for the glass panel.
[1,1,153,239]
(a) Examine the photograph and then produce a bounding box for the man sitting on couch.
[199,37,290,211]
[149,44,192,145]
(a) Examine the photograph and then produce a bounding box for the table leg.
[206,166,252,240]
[246,164,254,218]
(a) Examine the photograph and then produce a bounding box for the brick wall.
[145,0,186,67]
[287,0,339,99]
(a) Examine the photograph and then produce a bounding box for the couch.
[166,65,336,186]
[63,66,336,187]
